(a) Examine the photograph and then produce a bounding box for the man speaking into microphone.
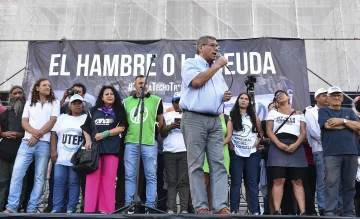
[180,35,232,214]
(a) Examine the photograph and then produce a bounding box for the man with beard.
[4,78,59,213]
[0,86,26,210]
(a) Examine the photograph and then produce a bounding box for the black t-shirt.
[81,108,127,155]
[0,109,24,162]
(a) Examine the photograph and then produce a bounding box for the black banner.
[23,38,310,120]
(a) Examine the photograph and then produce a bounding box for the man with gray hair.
[180,35,231,214]
[318,86,360,217]
[0,86,26,210]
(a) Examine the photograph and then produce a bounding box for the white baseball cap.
[70,94,84,103]
[327,86,343,95]
[314,88,327,99]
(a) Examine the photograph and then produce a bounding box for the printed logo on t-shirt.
[275,116,295,124]
[238,124,251,137]
[95,118,114,125]
[129,106,149,124]
[62,128,84,152]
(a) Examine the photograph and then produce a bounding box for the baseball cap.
[172,92,181,102]
[327,86,343,95]
[69,94,84,103]
[314,88,327,99]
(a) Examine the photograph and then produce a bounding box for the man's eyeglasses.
[203,43,220,49]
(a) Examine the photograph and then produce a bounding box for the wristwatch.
[344,118,347,125]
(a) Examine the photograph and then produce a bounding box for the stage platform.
[0,213,350,219]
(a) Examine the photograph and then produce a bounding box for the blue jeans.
[324,155,357,217]
[124,142,158,208]
[313,151,325,210]
[6,140,50,213]
[53,164,80,212]
[230,150,261,214]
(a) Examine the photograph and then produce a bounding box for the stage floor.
[0,213,348,219]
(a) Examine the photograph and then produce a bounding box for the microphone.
[216,53,229,67]
[216,53,233,90]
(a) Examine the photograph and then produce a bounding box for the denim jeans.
[324,155,357,217]
[124,142,158,208]
[6,140,50,213]
[53,164,80,213]
[313,151,325,210]
[229,150,261,214]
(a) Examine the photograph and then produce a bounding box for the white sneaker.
[167,210,175,214]
[127,209,134,214]
[180,210,188,214]
[51,210,57,213]
[66,210,73,213]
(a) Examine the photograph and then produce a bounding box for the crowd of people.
[0,35,359,217]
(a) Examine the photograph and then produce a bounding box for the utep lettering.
[62,134,84,145]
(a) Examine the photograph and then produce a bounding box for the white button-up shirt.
[179,55,228,115]
[305,105,323,153]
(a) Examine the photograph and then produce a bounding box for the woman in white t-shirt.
[229,93,263,215]
[50,94,87,213]
[266,90,307,215]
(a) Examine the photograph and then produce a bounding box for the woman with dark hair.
[229,93,263,214]
[81,86,127,214]
[266,90,307,215]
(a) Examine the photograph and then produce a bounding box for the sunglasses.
[275,92,286,99]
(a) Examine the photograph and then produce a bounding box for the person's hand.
[215,55,228,68]
[228,141,235,151]
[326,118,344,127]
[2,131,13,139]
[32,129,43,139]
[28,136,39,147]
[51,151,58,163]
[223,91,232,102]
[95,133,104,141]
[167,122,180,131]
[62,89,69,101]
[84,141,92,150]
[257,145,265,152]
[286,144,298,153]
[277,143,288,151]
[9,132,17,140]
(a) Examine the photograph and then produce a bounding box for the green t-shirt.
[124,94,161,146]
[203,115,230,174]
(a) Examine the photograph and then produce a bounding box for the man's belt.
[183,109,218,117]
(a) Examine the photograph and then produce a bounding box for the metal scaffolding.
[0,0,359,92]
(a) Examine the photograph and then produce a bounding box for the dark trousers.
[163,152,189,212]
[0,158,26,211]
[156,153,168,211]
[229,151,260,214]
[303,164,317,215]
